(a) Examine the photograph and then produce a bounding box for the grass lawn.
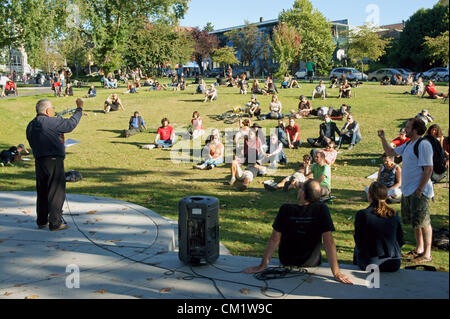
[1,79,449,271]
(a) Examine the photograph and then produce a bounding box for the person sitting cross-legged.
[142,118,176,149]
[123,111,146,138]
[193,129,224,170]
[258,94,282,120]
[243,179,353,285]
[365,153,402,203]
[353,182,404,272]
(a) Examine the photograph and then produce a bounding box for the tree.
[211,46,239,69]
[387,3,449,70]
[224,21,266,75]
[0,0,66,69]
[190,28,219,74]
[73,0,190,73]
[203,22,214,32]
[346,25,390,73]
[271,22,302,77]
[124,21,193,74]
[279,0,335,75]
[423,31,449,66]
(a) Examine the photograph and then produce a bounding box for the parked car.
[367,68,402,82]
[396,68,416,79]
[418,67,449,82]
[329,67,367,81]
[294,68,308,79]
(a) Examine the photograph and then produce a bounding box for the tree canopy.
[279,0,334,74]
[387,2,449,70]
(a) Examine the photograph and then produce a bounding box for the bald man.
[26,98,83,231]
[243,179,353,284]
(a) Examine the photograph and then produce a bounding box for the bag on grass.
[65,170,82,182]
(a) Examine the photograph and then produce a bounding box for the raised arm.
[377,130,397,157]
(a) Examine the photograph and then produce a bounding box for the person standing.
[306,59,315,83]
[26,98,83,231]
[378,118,434,263]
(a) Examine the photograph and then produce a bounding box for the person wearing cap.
[390,128,410,148]
[123,111,146,138]
[415,110,434,125]
[26,98,83,231]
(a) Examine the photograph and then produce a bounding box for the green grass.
[1,79,449,271]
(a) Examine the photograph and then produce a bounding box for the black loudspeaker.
[178,196,219,264]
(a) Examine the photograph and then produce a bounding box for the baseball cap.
[18,144,25,148]
[422,109,428,113]
[399,128,406,134]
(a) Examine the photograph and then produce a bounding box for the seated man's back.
[273,202,334,267]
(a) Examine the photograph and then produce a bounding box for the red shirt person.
[285,118,301,149]
[422,80,447,99]
[390,128,410,147]
[154,118,176,148]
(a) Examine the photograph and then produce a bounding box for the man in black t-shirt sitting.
[243,180,353,284]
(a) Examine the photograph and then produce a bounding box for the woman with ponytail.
[353,182,404,272]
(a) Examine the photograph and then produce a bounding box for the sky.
[179,0,437,30]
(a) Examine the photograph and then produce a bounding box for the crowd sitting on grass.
[14,69,449,280]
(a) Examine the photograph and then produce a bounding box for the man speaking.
[26,98,83,231]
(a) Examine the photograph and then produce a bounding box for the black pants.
[35,157,66,229]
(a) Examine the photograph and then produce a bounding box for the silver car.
[368,68,402,82]
[419,67,449,82]
[329,67,367,81]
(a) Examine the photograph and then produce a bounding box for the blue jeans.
[204,157,224,167]
[156,138,176,148]
[261,112,283,120]
[338,132,361,147]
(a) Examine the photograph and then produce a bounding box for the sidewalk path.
[0,191,448,299]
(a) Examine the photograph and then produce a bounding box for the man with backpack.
[377,118,435,264]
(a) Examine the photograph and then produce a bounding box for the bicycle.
[219,105,251,124]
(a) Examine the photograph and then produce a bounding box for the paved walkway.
[0,192,448,299]
[1,87,52,99]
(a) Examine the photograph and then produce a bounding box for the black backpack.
[412,135,447,175]
[65,170,83,182]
